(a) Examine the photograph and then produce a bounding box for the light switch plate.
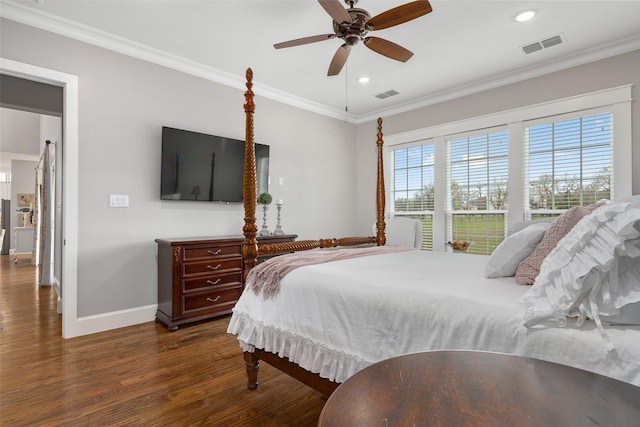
[109,194,129,208]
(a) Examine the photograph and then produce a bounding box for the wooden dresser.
[155,234,296,331]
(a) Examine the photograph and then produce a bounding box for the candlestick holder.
[273,202,284,235]
[259,204,271,236]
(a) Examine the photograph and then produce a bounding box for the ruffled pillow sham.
[521,196,640,350]
[485,221,549,278]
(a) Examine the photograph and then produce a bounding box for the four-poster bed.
[229,68,640,396]
[236,68,386,395]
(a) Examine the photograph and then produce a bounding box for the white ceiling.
[3,0,640,123]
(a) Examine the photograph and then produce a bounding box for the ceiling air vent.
[375,90,399,100]
[522,34,564,54]
[541,35,563,48]
[522,42,543,54]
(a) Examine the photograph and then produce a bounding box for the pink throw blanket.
[247,246,412,299]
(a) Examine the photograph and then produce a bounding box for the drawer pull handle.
[207,249,222,255]
[206,296,221,303]
[206,279,221,285]
[207,264,222,271]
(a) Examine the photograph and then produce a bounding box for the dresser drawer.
[182,244,242,260]
[182,285,242,314]
[182,271,243,292]
[182,257,242,276]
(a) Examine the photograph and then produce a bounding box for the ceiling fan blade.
[318,0,352,24]
[364,37,413,62]
[274,34,336,49]
[327,44,351,76]
[367,0,433,31]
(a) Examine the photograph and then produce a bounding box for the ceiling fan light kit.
[274,0,433,76]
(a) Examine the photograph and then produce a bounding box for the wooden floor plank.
[0,255,326,426]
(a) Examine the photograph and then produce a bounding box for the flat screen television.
[160,126,269,202]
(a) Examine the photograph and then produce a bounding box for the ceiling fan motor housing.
[333,8,371,44]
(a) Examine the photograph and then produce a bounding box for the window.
[524,112,613,218]
[390,144,434,250]
[447,128,508,255]
[385,86,631,254]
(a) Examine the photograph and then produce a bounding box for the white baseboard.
[73,304,158,337]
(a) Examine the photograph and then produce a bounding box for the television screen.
[160,126,269,202]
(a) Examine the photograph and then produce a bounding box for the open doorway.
[1,76,62,307]
[1,107,61,285]
[1,57,79,338]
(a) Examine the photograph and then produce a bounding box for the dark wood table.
[318,350,640,426]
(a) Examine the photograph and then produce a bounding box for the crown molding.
[2,0,639,126]
[353,33,640,124]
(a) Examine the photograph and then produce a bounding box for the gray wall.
[354,49,640,235]
[1,19,356,317]
[2,17,638,322]
[0,107,40,154]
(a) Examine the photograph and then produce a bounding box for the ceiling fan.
[274,0,433,76]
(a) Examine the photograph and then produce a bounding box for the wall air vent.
[375,89,399,100]
[522,34,564,54]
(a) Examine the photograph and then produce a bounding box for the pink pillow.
[515,203,604,285]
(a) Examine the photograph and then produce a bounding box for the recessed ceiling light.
[357,76,370,84]
[515,10,536,22]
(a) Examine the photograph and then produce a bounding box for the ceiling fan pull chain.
[345,62,349,112]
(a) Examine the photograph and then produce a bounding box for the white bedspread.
[227,250,640,386]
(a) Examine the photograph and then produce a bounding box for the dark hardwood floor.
[0,255,326,426]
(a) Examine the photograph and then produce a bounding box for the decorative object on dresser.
[155,234,296,331]
[257,192,272,236]
[273,199,284,235]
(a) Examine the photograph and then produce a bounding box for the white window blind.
[446,128,508,255]
[390,143,435,250]
[524,110,613,219]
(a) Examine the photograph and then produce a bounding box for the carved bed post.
[375,117,386,246]
[242,68,258,280]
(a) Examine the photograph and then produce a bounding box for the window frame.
[384,85,633,252]
[445,125,509,255]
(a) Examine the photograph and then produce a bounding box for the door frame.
[1,57,79,338]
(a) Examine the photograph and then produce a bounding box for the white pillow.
[521,196,640,348]
[507,217,555,236]
[485,221,548,278]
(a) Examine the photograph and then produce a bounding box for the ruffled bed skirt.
[227,310,370,383]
